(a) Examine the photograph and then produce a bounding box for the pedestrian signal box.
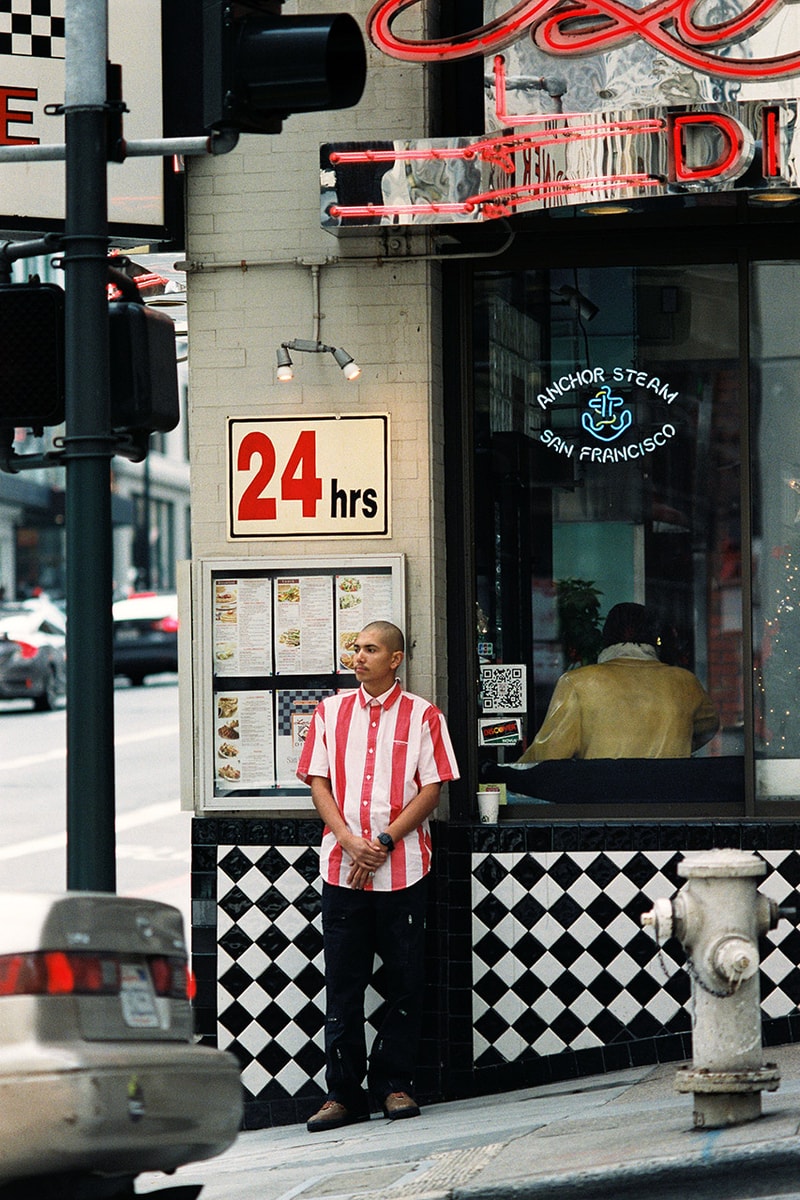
[108,301,180,435]
[0,283,65,431]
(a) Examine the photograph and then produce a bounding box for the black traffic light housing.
[165,1,367,138]
[0,282,66,432]
[204,1,367,134]
[0,278,179,454]
[109,301,180,441]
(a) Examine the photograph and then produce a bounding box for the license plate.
[115,627,140,642]
[120,962,160,1028]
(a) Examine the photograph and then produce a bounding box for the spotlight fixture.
[276,345,294,382]
[275,338,361,382]
[578,201,638,216]
[748,185,800,206]
[332,347,361,380]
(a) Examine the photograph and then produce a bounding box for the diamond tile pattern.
[471,849,800,1065]
[214,843,800,1103]
[217,846,383,1102]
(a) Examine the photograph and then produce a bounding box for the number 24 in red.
[237,430,323,521]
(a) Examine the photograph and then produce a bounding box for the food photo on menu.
[335,572,396,674]
[276,581,300,604]
[212,574,274,677]
[215,581,238,622]
[215,695,241,782]
[214,580,239,671]
[274,574,335,674]
[213,690,276,790]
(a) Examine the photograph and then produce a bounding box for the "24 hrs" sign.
[227,414,390,540]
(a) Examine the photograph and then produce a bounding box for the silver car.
[0,892,241,1197]
[0,598,67,711]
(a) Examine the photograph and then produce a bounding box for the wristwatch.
[377,832,395,852]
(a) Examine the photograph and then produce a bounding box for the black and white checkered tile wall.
[471,849,800,1066]
[215,843,387,1105]
[210,834,800,1122]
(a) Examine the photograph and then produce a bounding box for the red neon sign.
[324,104,787,223]
[667,111,752,183]
[367,0,800,78]
[762,107,781,177]
[329,174,661,221]
[329,117,665,174]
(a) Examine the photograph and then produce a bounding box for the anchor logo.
[581,385,632,442]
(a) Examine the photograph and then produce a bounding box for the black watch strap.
[378,832,395,852]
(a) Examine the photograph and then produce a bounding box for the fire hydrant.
[641,848,781,1128]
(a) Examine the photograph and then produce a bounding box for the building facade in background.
[185,0,800,1127]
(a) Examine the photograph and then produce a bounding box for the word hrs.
[331,480,379,519]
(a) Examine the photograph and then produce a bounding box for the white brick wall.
[185,2,450,711]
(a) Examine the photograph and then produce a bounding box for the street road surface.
[0,676,192,935]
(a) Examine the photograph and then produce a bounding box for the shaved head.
[360,621,405,653]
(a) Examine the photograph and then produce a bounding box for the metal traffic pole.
[64,0,116,891]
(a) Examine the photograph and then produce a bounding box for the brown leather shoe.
[306,1100,370,1133]
[382,1091,420,1120]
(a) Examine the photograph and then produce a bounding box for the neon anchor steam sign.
[319,0,800,225]
[538,366,679,464]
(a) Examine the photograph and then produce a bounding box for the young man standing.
[297,620,459,1132]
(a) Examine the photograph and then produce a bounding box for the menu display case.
[187,555,406,812]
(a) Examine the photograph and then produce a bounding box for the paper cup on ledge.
[477,788,500,823]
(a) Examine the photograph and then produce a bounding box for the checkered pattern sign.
[0,1,65,58]
[275,688,331,736]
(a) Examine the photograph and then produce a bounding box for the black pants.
[321,876,428,1111]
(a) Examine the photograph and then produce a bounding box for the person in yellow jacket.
[520,602,719,762]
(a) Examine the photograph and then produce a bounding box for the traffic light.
[164,1,367,138]
[0,283,65,431]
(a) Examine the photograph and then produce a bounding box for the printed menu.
[214,690,275,789]
[274,687,334,786]
[275,576,334,673]
[335,571,395,671]
[204,559,403,809]
[213,576,273,676]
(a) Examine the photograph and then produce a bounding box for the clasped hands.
[345,834,389,889]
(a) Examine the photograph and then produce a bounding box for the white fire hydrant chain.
[652,927,738,998]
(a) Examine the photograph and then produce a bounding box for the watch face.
[378,833,393,849]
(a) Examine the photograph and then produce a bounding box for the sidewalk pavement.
[139,1042,800,1200]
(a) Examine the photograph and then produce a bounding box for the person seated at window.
[518,602,719,762]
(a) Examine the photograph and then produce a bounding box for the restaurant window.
[751,263,800,805]
[473,262,752,810]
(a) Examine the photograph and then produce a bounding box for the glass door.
[751,263,800,803]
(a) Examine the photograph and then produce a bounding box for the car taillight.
[0,952,119,996]
[152,615,179,634]
[14,640,38,660]
[148,955,190,999]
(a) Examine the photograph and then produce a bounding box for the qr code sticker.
[480,664,526,713]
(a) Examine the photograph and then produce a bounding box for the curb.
[455,1140,800,1200]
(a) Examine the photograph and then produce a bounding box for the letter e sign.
[227,414,390,539]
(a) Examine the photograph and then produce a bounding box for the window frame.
[443,212,800,822]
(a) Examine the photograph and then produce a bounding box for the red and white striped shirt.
[296,680,460,891]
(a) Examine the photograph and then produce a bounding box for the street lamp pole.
[64,0,116,891]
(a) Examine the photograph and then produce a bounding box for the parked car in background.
[0,891,242,1199]
[0,598,67,711]
[112,592,179,686]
